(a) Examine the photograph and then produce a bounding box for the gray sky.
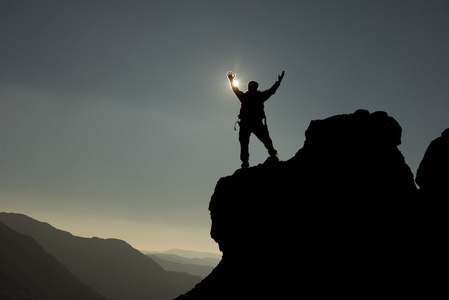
[1,0,448,253]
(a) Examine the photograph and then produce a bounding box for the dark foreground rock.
[416,128,449,197]
[175,110,445,299]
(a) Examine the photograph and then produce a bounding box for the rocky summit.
[175,110,445,299]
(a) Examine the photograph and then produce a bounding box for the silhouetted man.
[227,71,285,168]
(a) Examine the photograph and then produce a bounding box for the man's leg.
[253,123,277,158]
[239,126,251,168]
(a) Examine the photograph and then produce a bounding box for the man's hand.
[278,71,285,83]
[227,71,235,82]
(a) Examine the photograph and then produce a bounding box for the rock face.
[176,110,444,299]
[416,128,449,196]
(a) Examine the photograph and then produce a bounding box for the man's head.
[248,81,259,92]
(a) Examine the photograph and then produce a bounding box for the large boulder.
[176,110,445,299]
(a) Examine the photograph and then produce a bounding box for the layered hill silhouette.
[146,253,219,278]
[176,109,446,299]
[0,221,105,300]
[154,249,221,260]
[0,213,201,300]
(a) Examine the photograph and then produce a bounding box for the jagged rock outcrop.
[176,110,444,299]
[416,128,449,196]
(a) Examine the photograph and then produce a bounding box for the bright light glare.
[232,80,239,87]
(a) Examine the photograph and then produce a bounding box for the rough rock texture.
[175,110,444,299]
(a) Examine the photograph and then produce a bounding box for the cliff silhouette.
[176,109,445,299]
[416,128,449,197]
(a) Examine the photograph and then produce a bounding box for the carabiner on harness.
[234,120,240,131]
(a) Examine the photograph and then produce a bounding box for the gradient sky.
[1,0,448,253]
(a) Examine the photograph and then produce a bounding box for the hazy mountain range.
[147,249,221,260]
[0,220,105,300]
[0,212,209,300]
[146,252,220,278]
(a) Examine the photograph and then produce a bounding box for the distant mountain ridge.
[149,253,220,267]
[147,253,219,278]
[0,221,105,300]
[146,249,221,260]
[0,213,201,300]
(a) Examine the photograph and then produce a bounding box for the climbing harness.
[234,117,267,131]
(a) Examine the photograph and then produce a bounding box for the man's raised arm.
[263,71,285,98]
[227,71,243,97]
